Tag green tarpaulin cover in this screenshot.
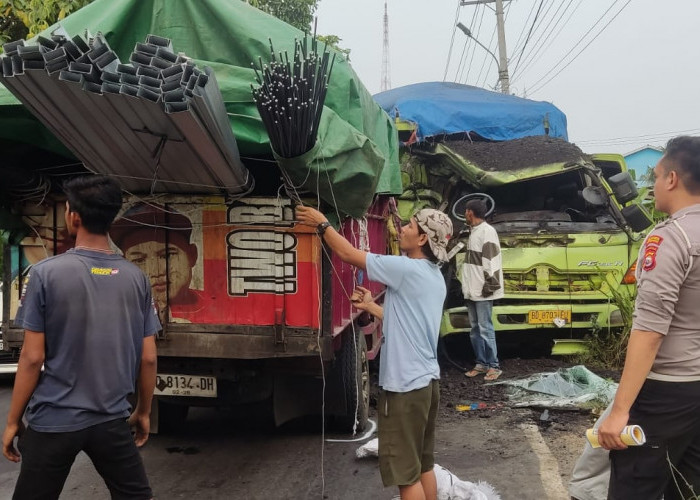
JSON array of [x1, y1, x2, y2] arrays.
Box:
[[0, 0, 401, 217]]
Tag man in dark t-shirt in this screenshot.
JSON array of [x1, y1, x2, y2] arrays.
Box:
[[2, 175, 160, 500]]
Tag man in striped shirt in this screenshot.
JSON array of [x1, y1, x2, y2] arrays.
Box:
[[461, 199, 504, 381]]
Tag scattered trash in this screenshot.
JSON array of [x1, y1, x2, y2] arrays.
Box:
[[358, 443, 501, 499], [491, 365, 617, 408], [434, 464, 501, 500], [355, 437, 378, 458], [539, 409, 550, 422], [455, 402, 503, 412]]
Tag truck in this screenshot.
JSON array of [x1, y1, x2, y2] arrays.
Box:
[[427, 138, 652, 352], [0, 0, 404, 431], [376, 83, 653, 353]]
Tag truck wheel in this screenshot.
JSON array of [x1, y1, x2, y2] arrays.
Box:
[[158, 400, 189, 433], [337, 330, 370, 433]]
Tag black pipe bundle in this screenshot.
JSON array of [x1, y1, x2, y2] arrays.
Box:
[[251, 33, 336, 158]]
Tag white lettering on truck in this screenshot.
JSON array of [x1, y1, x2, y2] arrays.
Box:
[[227, 230, 297, 296]]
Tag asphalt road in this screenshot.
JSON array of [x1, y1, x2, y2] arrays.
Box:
[[0, 375, 590, 499]]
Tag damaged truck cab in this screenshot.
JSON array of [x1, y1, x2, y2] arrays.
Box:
[[405, 139, 653, 352]]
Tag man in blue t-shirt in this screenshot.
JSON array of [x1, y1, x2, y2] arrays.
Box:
[[2, 175, 160, 500], [297, 205, 452, 500]]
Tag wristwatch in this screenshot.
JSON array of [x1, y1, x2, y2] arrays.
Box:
[[317, 221, 331, 236]]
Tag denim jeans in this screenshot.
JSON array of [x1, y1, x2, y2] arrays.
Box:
[[466, 299, 499, 368]]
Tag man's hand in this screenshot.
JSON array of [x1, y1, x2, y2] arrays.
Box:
[[597, 408, 629, 450], [2, 421, 25, 462], [128, 412, 150, 448], [295, 206, 327, 227], [351, 286, 373, 311]]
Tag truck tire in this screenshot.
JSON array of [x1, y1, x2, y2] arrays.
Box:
[[336, 329, 370, 433], [158, 400, 189, 433]]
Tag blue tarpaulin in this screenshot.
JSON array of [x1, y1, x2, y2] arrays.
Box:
[[374, 82, 568, 142]]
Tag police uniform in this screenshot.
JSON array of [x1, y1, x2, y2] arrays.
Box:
[[609, 204, 700, 500]]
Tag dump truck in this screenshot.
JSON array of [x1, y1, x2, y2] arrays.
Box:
[[402, 136, 652, 353], [375, 82, 653, 353]]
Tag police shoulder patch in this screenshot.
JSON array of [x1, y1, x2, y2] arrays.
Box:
[[642, 235, 663, 272]]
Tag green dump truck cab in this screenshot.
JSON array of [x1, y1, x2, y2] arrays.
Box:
[[399, 137, 652, 351]]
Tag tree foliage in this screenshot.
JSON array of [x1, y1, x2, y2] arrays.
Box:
[[0, 0, 93, 43], [243, 0, 317, 33]]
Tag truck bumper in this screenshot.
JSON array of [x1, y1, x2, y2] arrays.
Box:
[[440, 302, 624, 337]]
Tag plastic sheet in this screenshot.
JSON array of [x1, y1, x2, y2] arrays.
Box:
[[357, 440, 501, 500], [492, 365, 618, 408]]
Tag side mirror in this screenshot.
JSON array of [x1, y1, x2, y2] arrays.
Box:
[[621, 204, 653, 232], [608, 171, 639, 204]]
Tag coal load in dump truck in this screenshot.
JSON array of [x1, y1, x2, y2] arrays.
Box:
[[445, 135, 587, 171]]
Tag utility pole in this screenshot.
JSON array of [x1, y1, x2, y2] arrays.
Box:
[[460, 0, 510, 94], [381, 1, 391, 92]]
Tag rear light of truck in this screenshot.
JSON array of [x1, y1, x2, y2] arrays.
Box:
[[621, 260, 637, 284]]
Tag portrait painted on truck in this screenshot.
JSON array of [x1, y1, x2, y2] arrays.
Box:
[[110, 202, 207, 324]]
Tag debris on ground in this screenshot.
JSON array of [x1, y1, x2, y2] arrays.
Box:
[[455, 402, 504, 412], [490, 365, 617, 408]]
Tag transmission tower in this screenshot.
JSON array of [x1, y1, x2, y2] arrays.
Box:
[[380, 1, 391, 92]]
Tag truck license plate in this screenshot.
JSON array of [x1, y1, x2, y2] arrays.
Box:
[[155, 374, 217, 397], [528, 310, 571, 325]]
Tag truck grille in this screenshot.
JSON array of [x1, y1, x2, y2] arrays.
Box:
[[504, 267, 601, 294]]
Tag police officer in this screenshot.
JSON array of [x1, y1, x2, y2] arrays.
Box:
[[598, 136, 700, 499]]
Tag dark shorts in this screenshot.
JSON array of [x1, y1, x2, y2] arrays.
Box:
[[609, 379, 700, 500], [14, 418, 152, 500], [378, 379, 440, 487]]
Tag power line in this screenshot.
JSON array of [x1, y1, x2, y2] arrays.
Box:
[[443, 0, 463, 80], [509, 0, 539, 57], [469, 4, 490, 85], [455, 4, 481, 82], [529, 0, 632, 95], [512, 0, 583, 83], [577, 127, 700, 146], [510, 0, 545, 78], [512, 0, 572, 80]]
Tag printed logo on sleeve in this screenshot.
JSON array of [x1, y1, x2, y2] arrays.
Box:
[[642, 235, 663, 272], [91, 267, 120, 276]]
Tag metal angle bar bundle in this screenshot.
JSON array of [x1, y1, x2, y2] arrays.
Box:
[[0, 27, 251, 195]]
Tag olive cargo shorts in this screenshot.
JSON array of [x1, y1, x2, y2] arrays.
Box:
[[378, 379, 440, 487]]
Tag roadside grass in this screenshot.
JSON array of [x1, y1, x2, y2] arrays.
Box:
[[574, 275, 635, 371]]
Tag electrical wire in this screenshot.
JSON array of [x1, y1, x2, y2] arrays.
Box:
[[510, 0, 546, 76], [443, 0, 463, 81], [576, 127, 700, 145], [512, 0, 579, 80], [512, 0, 583, 83], [453, 4, 479, 82], [528, 0, 633, 95], [509, 0, 539, 58]]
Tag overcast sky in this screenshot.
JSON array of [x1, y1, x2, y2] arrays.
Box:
[[316, 0, 700, 155]]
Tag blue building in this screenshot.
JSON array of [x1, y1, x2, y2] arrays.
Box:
[[624, 146, 664, 185]]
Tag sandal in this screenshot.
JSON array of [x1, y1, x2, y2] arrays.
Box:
[[484, 368, 502, 381], [465, 364, 487, 377]]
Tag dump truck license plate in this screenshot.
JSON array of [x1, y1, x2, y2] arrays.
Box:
[[528, 310, 571, 325], [155, 374, 217, 397]]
